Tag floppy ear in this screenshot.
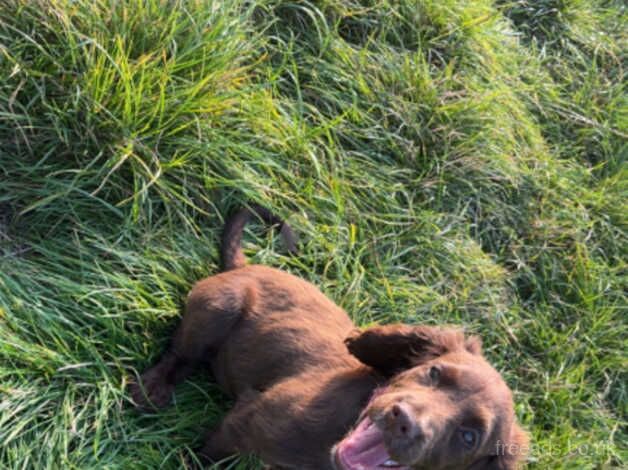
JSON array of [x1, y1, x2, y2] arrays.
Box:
[[465, 335, 483, 355], [467, 423, 530, 470], [344, 324, 471, 376]]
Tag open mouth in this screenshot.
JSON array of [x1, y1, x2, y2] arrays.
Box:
[[333, 417, 411, 470]]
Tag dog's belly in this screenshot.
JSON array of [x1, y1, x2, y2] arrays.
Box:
[[208, 266, 357, 397]]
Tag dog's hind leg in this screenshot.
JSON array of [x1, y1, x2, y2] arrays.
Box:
[[130, 274, 254, 410]]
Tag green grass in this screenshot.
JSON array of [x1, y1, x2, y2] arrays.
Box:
[[0, 0, 625, 468]]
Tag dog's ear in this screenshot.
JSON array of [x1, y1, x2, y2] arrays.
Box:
[[465, 335, 483, 355], [344, 324, 470, 376], [467, 423, 529, 470]]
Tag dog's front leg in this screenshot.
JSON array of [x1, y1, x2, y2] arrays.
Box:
[[197, 389, 262, 467]]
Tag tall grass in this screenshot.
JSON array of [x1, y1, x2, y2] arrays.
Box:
[[1, 0, 625, 468]]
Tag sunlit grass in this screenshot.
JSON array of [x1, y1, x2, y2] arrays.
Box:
[[0, 0, 625, 468]]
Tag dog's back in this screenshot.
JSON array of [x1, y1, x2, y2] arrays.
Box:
[[166, 206, 358, 396], [186, 264, 358, 397]]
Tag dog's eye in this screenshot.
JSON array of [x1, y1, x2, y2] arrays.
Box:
[[459, 429, 479, 448], [428, 366, 440, 383]]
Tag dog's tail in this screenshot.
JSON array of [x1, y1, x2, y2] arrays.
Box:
[[221, 205, 297, 271]]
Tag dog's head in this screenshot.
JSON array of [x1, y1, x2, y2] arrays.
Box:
[[333, 325, 528, 470]]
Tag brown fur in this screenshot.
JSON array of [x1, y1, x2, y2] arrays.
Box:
[[130, 207, 528, 469]]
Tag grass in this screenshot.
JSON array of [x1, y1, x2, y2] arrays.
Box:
[[0, 0, 625, 468]]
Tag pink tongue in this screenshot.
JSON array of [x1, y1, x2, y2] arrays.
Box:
[[339, 418, 391, 468]]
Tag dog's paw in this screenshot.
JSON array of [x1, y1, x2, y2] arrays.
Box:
[[129, 367, 174, 410]]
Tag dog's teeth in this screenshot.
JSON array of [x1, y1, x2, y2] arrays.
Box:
[[382, 460, 399, 467]]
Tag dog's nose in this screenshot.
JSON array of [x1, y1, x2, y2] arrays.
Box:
[[387, 403, 420, 439]]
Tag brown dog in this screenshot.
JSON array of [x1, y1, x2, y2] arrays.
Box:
[[130, 206, 528, 469]]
